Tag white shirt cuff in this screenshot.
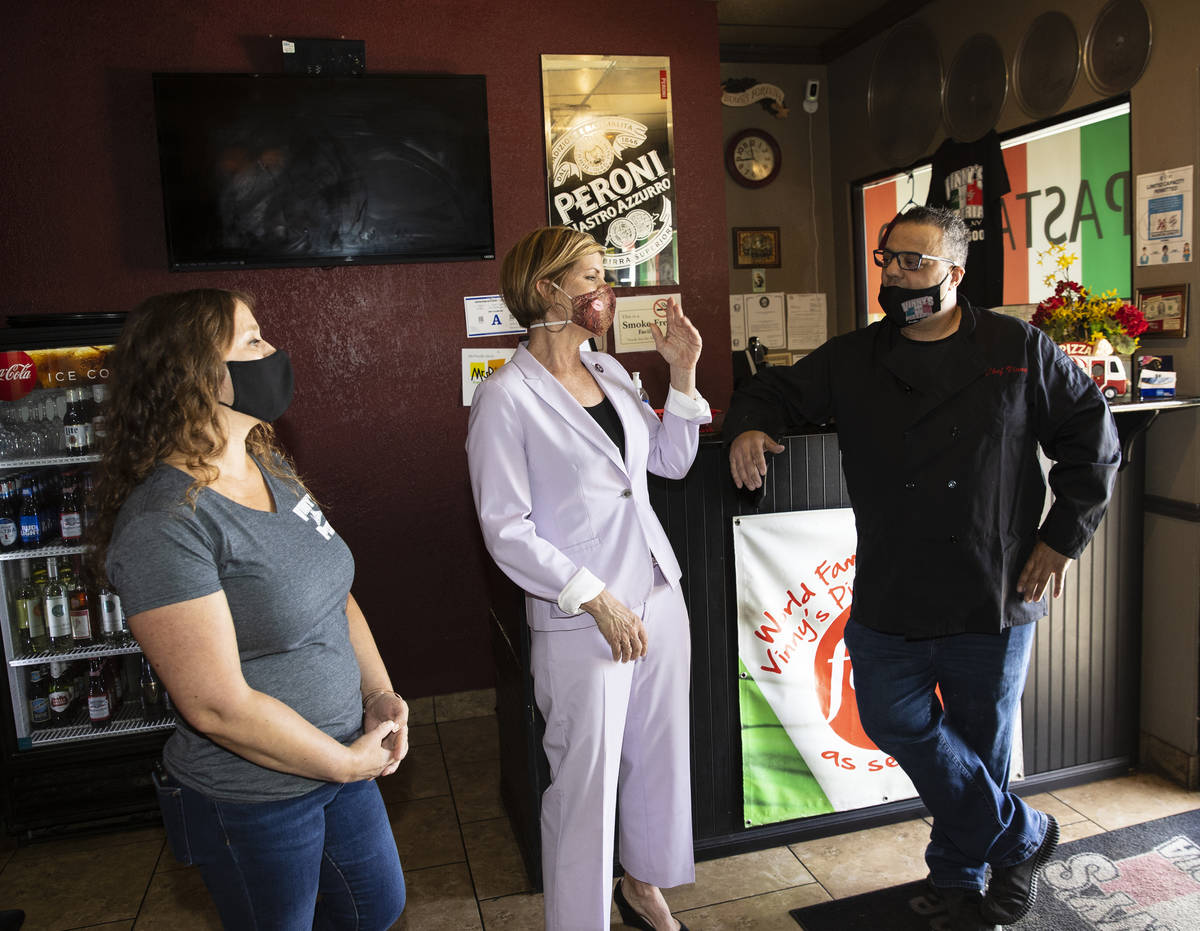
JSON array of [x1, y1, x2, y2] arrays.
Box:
[[558, 567, 606, 615], [664, 385, 711, 421]]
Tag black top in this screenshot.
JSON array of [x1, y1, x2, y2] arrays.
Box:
[[585, 394, 626, 463], [926, 130, 1012, 308], [724, 298, 1120, 638]]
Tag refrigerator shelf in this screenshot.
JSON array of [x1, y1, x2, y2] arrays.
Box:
[[22, 704, 175, 749], [9, 642, 142, 667], [0, 454, 101, 471], [0, 543, 87, 563]]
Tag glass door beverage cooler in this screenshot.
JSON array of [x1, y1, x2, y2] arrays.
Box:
[[0, 314, 174, 840]]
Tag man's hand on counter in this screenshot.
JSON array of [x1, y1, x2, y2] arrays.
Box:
[[729, 430, 785, 491]]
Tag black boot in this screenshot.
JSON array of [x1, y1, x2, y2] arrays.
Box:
[[981, 813, 1060, 924], [933, 886, 1000, 931]]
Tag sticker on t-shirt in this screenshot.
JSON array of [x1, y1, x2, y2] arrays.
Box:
[[292, 495, 336, 541]]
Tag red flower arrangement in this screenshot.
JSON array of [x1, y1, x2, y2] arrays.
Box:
[[1030, 247, 1148, 354]]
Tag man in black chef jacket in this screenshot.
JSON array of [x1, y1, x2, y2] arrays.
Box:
[[726, 207, 1119, 931]]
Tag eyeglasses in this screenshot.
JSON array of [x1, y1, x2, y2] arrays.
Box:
[[872, 249, 957, 271]]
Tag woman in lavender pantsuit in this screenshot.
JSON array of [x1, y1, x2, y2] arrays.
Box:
[[467, 227, 709, 930]]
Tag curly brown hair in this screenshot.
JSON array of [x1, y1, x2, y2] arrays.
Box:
[[87, 288, 298, 586]]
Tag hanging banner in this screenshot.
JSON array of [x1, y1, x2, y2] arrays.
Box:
[[542, 55, 678, 287], [733, 509, 918, 825], [1136, 166, 1193, 266]]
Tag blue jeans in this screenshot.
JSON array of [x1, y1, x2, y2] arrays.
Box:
[[843, 619, 1046, 890], [155, 773, 405, 930]]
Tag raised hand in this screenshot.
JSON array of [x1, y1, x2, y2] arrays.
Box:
[[651, 297, 702, 370]]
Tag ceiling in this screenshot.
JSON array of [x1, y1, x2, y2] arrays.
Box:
[[716, 0, 934, 62]]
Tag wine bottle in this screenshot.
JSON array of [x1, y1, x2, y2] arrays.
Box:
[[97, 587, 124, 645], [68, 565, 94, 648], [44, 558, 71, 652]]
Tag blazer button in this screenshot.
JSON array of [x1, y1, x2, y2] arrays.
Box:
[[949, 535, 959, 544], [904, 481, 916, 490], [946, 479, 958, 489], [621, 489, 633, 498], [951, 426, 960, 439]]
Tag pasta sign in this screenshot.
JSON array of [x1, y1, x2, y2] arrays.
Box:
[[733, 509, 918, 823]]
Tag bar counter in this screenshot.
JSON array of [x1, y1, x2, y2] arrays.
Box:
[[491, 398, 1199, 888]]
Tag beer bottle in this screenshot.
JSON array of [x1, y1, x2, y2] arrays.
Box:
[[62, 389, 89, 455], [139, 656, 164, 721], [67, 566, 94, 648], [97, 586, 124, 645], [90, 384, 108, 448], [59, 480, 82, 544], [28, 665, 51, 729], [0, 479, 19, 552], [87, 659, 111, 727], [81, 470, 96, 531], [48, 660, 72, 725], [18, 485, 42, 548], [44, 558, 71, 652]]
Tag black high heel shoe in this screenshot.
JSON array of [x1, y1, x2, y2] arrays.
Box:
[[613, 878, 689, 931]]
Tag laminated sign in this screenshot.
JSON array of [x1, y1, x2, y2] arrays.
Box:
[[541, 55, 678, 286], [732, 509, 918, 825]]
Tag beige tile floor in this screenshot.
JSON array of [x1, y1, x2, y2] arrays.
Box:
[[1, 687, 1198, 930]]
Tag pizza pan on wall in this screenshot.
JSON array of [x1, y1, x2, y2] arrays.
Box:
[[1084, 0, 1152, 96], [942, 33, 1008, 142], [868, 21, 942, 168], [1014, 11, 1080, 118]]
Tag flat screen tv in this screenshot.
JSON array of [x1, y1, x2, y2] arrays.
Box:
[[152, 73, 496, 270]]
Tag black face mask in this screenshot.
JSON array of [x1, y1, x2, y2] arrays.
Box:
[[222, 350, 294, 423], [878, 272, 951, 327]]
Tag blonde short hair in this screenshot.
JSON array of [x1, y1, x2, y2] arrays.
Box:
[[499, 226, 604, 327]]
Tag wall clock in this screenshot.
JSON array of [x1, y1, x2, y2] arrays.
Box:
[[725, 129, 782, 188]]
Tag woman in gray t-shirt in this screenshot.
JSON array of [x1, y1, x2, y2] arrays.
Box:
[[92, 289, 406, 930]]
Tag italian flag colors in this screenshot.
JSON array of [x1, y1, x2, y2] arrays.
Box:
[[999, 105, 1131, 306], [859, 103, 1129, 315]]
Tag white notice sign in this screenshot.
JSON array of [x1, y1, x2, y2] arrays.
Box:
[[461, 347, 516, 406], [612, 293, 679, 353], [786, 293, 828, 350], [1136, 166, 1193, 265], [745, 292, 786, 351], [730, 294, 748, 351], [464, 295, 526, 338]]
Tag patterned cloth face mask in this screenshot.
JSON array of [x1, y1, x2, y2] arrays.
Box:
[[528, 281, 617, 336]]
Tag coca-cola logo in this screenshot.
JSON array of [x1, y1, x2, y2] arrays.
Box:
[[0, 352, 37, 401]]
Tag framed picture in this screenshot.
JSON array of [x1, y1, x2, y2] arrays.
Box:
[[732, 226, 781, 268], [1136, 284, 1189, 338]]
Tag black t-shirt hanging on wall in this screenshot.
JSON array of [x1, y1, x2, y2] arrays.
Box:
[[926, 131, 1011, 308]]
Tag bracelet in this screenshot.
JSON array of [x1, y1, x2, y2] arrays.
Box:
[[362, 688, 402, 710]]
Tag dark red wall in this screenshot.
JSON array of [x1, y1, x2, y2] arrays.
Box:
[[1, 1, 731, 696]]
